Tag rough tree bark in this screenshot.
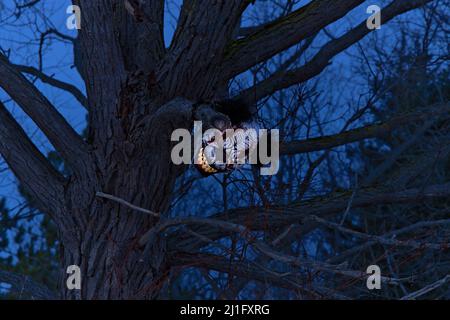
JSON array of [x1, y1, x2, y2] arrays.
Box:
[[0, 0, 435, 299]]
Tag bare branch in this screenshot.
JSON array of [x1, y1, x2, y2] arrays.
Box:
[[327, 218, 450, 264], [139, 216, 248, 246], [0, 101, 64, 217], [157, 0, 250, 99], [16, 0, 41, 10], [250, 239, 413, 285], [0, 53, 89, 174], [13, 0, 42, 18], [119, 0, 166, 72], [12, 63, 87, 109], [37, 29, 75, 71], [165, 217, 418, 286], [222, 0, 364, 79], [170, 181, 450, 252], [237, 0, 434, 103], [0, 269, 56, 300]]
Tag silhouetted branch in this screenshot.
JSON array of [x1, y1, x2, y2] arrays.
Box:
[[223, 0, 364, 79], [237, 0, 434, 103], [0, 101, 65, 217], [0, 53, 89, 174], [12, 63, 87, 109], [280, 102, 449, 155]]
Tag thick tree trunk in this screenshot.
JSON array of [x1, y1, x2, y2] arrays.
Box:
[[55, 86, 229, 299], [59, 137, 177, 299]]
